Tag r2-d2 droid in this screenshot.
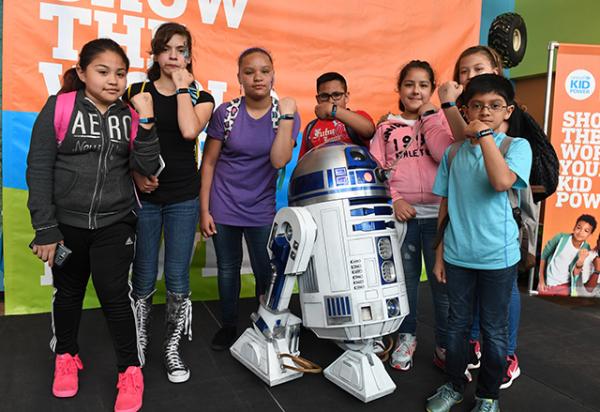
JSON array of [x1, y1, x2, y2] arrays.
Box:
[[230, 143, 409, 402]]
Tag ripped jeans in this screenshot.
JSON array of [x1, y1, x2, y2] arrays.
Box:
[[397, 217, 449, 348]]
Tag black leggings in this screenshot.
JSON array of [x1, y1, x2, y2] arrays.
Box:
[[51, 215, 141, 371]]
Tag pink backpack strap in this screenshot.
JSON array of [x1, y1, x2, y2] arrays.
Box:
[[128, 106, 139, 150], [54, 91, 77, 146]]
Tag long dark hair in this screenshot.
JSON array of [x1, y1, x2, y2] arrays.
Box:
[[396, 60, 436, 112], [59, 38, 129, 94], [147, 22, 193, 81]]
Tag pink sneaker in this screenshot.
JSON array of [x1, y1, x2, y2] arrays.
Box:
[[500, 354, 521, 389], [115, 366, 144, 412], [433, 346, 446, 370], [467, 339, 482, 370], [52, 353, 83, 398]]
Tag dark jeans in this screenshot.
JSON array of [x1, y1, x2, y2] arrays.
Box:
[[132, 198, 199, 297], [445, 261, 517, 399], [470, 276, 520, 355], [212, 223, 272, 327], [52, 215, 141, 371], [397, 218, 449, 348]]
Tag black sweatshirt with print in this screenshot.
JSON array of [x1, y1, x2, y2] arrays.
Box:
[[27, 90, 160, 244]]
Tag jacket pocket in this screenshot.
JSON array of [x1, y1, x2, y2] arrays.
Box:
[[54, 168, 78, 198]]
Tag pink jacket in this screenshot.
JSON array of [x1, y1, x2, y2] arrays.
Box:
[[370, 110, 453, 205]]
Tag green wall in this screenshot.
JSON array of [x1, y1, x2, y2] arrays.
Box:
[[512, 0, 600, 78]]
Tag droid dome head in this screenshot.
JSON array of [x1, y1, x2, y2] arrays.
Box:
[[289, 142, 388, 206]]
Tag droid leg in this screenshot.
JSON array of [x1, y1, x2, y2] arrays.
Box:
[[324, 340, 396, 402], [230, 208, 317, 386]]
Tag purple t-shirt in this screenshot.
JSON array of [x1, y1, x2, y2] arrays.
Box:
[[206, 98, 300, 226]]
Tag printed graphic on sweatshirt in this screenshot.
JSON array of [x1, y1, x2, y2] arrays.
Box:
[[68, 109, 132, 153], [385, 125, 431, 161]]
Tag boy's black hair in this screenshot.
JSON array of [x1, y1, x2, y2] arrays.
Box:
[[461, 73, 515, 106], [317, 72, 347, 92], [576, 214, 597, 233]]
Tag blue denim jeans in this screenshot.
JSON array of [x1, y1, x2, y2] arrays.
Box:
[[445, 261, 517, 399], [470, 277, 520, 355], [397, 218, 449, 349], [212, 223, 272, 327], [132, 198, 199, 297]]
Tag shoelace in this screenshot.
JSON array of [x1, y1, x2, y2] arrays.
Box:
[[135, 299, 152, 352], [165, 299, 192, 372], [436, 385, 460, 404], [56, 355, 82, 376], [395, 336, 416, 357], [477, 399, 496, 412], [117, 370, 141, 394]]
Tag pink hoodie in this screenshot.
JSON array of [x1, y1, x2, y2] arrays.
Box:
[[370, 110, 453, 205]]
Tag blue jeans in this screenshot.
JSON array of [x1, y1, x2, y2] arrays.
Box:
[[397, 218, 449, 349], [132, 198, 199, 297], [445, 262, 517, 399], [212, 223, 272, 327], [470, 277, 520, 355]]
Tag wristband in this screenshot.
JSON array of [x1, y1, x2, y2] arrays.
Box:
[[575, 264, 584, 269], [421, 109, 436, 118], [139, 117, 155, 124], [278, 113, 295, 124], [331, 104, 337, 118], [441, 101, 456, 109], [475, 128, 494, 139], [176, 88, 190, 95]]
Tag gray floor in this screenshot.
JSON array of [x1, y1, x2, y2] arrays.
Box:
[[0, 284, 599, 412]]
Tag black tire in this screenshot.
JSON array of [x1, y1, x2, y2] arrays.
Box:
[[488, 12, 527, 68]]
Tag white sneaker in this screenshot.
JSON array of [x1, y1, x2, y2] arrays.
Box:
[[390, 333, 417, 371]]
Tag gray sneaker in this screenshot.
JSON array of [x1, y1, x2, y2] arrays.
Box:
[[426, 383, 463, 412], [470, 397, 500, 412]]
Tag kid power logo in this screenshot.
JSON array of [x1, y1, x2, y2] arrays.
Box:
[[565, 69, 595, 101]]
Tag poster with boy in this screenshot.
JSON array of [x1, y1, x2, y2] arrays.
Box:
[[541, 43, 600, 298], [537, 215, 597, 296]]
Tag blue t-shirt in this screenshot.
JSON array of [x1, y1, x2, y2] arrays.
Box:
[[432, 132, 532, 269], [205, 98, 300, 226]]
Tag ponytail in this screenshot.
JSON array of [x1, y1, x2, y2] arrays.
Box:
[[58, 68, 85, 94]]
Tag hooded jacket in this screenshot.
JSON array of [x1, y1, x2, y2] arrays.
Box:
[[27, 90, 160, 244], [369, 110, 453, 205]]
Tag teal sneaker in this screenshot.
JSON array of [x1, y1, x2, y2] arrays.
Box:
[[471, 397, 500, 412], [426, 383, 463, 412]]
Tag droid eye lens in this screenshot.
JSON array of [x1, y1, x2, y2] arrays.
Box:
[[349, 149, 366, 161]]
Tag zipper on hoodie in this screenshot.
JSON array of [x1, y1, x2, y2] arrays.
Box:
[[86, 98, 118, 229]]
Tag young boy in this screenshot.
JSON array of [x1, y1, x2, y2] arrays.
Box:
[[298, 72, 375, 158], [537, 214, 596, 296], [426, 74, 532, 412]]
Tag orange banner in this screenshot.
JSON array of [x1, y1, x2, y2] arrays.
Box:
[[542, 43, 600, 296], [4, 0, 481, 119], [2, 0, 483, 314]]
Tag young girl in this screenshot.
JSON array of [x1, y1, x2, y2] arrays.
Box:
[[437, 45, 532, 389], [126, 22, 214, 384], [370, 60, 453, 371], [27, 38, 160, 412], [200, 47, 300, 351]]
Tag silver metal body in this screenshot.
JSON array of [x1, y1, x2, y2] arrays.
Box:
[[230, 143, 408, 402]]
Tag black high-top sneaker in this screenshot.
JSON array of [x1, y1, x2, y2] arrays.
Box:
[[164, 291, 192, 383]]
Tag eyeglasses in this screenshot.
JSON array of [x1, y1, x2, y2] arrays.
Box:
[[467, 102, 509, 112], [316, 92, 346, 102]]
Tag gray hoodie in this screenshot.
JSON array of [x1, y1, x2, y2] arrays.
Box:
[[27, 90, 160, 244]]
